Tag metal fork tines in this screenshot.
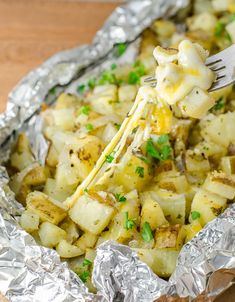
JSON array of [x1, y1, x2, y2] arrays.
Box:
[[144, 44, 235, 92]]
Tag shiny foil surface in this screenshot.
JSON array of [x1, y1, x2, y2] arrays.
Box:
[[1, 0, 235, 301]]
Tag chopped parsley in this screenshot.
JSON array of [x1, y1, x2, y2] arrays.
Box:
[[114, 123, 121, 130], [116, 43, 127, 57], [115, 193, 126, 203], [79, 105, 90, 115], [82, 258, 92, 267], [111, 63, 117, 70], [84, 188, 89, 193], [161, 145, 171, 160], [146, 138, 171, 161], [210, 97, 225, 112], [215, 21, 225, 37], [135, 166, 144, 178], [191, 211, 201, 220], [85, 123, 94, 132], [98, 70, 117, 85], [141, 222, 153, 242], [77, 84, 86, 94], [128, 62, 146, 85], [157, 134, 169, 144], [105, 152, 115, 163], [128, 71, 140, 84], [124, 212, 136, 230], [49, 87, 56, 95], [88, 78, 96, 89], [78, 271, 90, 283]]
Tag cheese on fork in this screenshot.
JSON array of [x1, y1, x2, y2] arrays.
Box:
[[154, 40, 215, 111]]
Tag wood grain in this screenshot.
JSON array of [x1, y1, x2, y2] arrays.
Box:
[[0, 0, 118, 112]]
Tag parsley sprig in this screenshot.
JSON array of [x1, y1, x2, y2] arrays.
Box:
[[105, 152, 115, 163], [191, 211, 200, 220], [78, 271, 90, 283], [146, 136, 171, 161], [115, 193, 126, 203], [135, 166, 144, 178], [210, 97, 225, 112], [141, 222, 153, 242], [124, 212, 136, 230], [82, 258, 92, 267], [79, 105, 90, 116]]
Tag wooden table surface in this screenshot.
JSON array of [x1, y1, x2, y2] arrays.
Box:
[[0, 0, 119, 112], [0, 0, 234, 301]]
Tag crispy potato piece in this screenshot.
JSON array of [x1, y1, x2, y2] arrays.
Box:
[[154, 224, 186, 249], [56, 240, 84, 258], [69, 193, 115, 235], [75, 232, 98, 251], [26, 191, 67, 225], [140, 193, 168, 230], [203, 171, 235, 199], [55, 93, 80, 110], [38, 222, 67, 248], [134, 248, 179, 278], [20, 210, 40, 233], [23, 166, 48, 186]]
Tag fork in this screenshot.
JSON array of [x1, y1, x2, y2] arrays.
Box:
[[144, 44, 235, 92]]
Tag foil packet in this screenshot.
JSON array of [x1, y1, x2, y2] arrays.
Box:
[[0, 0, 235, 301]]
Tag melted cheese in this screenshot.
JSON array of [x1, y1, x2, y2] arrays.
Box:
[[154, 40, 215, 107]]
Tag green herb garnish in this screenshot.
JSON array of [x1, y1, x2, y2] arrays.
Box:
[[105, 152, 115, 163], [210, 97, 225, 111], [85, 123, 94, 132], [115, 193, 126, 203], [114, 123, 121, 130], [124, 212, 136, 230], [78, 271, 90, 283], [116, 43, 127, 57], [191, 211, 201, 220], [215, 21, 225, 37], [141, 222, 153, 242], [77, 84, 86, 94], [111, 63, 117, 70], [79, 105, 90, 115], [146, 138, 171, 161], [128, 71, 140, 84], [82, 259, 92, 267], [158, 134, 169, 144], [135, 166, 144, 178], [84, 188, 88, 193], [88, 78, 96, 89], [98, 70, 117, 85], [49, 87, 56, 95]]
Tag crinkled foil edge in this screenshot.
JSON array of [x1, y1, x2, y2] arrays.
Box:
[[1, 0, 235, 301]]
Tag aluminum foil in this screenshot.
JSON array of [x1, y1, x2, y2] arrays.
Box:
[[1, 0, 235, 301]]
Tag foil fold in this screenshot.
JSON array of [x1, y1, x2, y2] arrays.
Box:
[[1, 0, 235, 301]]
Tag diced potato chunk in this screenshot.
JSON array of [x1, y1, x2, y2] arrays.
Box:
[[185, 220, 202, 242], [20, 210, 40, 233], [52, 109, 75, 131], [23, 166, 48, 186], [203, 172, 235, 199], [140, 193, 168, 230], [43, 178, 75, 203], [59, 219, 80, 244], [69, 194, 115, 235], [56, 240, 84, 258], [134, 248, 179, 277], [150, 190, 186, 224], [118, 85, 137, 103], [179, 87, 215, 118], [191, 189, 227, 226], [112, 155, 152, 192], [38, 222, 67, 248], [221, 156, 235, 175], [154, 224, 185, 249], [75, 232, 98, 250], [185, 150, 210, 172], [55, 93, 80, 110], [106, 191, 140, 244], [89, 85, 118, 115], [26, 191, 67, 225]]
